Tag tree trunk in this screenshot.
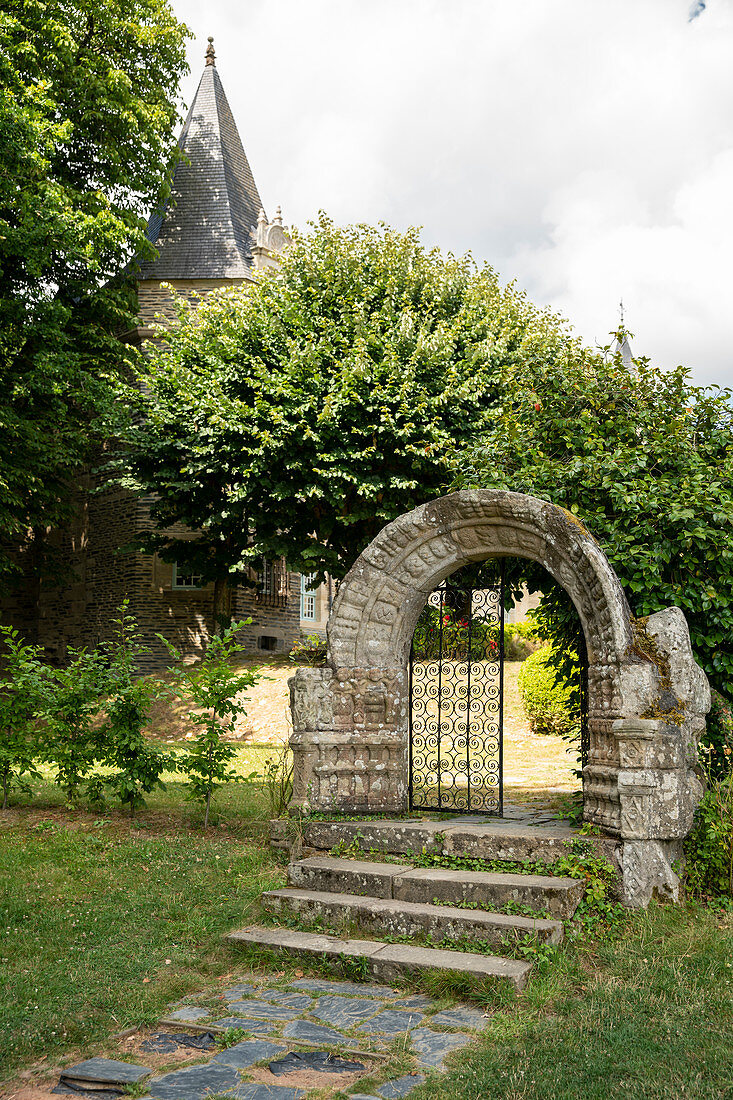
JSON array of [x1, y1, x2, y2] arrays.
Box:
[[2, 765, 9, 811], [212, 578, 231, 637]]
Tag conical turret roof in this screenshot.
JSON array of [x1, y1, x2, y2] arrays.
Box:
[[139, 39, 264, 280]]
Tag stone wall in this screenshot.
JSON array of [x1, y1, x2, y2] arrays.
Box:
[[0, 483, 302, 671]]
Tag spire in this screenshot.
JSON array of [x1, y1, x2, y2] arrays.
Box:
[[139, 45, 264, 280], [613, 298, 634, 370]]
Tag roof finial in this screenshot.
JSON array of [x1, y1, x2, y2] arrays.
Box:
[[205, 36, 216, 66], [274, 205, 283, 226], [619, 296, 625, 330]]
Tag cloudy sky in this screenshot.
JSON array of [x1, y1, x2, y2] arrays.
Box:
[[171, 0, 733, 390]]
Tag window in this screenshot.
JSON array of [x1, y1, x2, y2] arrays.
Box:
[[255, 557, 288, 606], [300, 573, 318, 621], [172, 562, 204, 589]]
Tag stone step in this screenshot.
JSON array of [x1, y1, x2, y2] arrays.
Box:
[[288, 856, 585, 918], [262, 887, 565, 946], [226, 926, 532, 992], [271, 816, 620, 869]]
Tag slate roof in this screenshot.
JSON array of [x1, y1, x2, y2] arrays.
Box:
[[138, 54, 264, 281]]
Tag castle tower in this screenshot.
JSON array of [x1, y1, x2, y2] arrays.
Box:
[[131, 37, 287, 341]]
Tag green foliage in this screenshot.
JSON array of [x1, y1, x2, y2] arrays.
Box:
[[685, 713, 733, 900], [40, 647, 110, 805], [459, 341, 733, 700], [517, 644, 578, 738], [288, 634, 327, 666], [214, 1027, 247, 1049], [99, 603, 173, 814], [412, 607, 539, 661], [700, 689, 733, 781], [0, 0, 189, 583], [122, 216, 579, 586], [163, 623, 259, 828], [256, 743, 294, 819], [0, 627, 46, 808]]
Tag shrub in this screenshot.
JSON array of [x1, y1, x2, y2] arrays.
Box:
[[517, 644, 578, 737], [99, 603, 174, 814], [163, 622, 259, 828], [41, 647, 110, 804], [0, 626, 47, 808], [289, 634, 327, 666], [412, 605, 540, 662], [699, 689, 733, 781]]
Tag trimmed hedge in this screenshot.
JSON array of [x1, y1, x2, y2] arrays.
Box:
[[517, 644, 578, 737]]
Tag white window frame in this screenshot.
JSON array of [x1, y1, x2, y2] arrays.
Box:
[[300, 573, 318, 621], [171, 562, 204, 589]]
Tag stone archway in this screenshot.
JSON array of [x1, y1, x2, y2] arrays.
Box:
[[289, 490, 710, 906]]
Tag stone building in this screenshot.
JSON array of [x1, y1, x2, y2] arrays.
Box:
[[1, 40, 309, 670]]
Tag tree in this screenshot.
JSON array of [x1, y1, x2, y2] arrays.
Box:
[[458, 340, 733, 698], [122, 215, 581, 605], [0, 0, 189, 584]]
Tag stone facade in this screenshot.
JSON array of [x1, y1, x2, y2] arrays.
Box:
[[288, 489, 711, 908]]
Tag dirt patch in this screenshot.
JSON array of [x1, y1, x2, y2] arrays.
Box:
[[115, 1030, 213, 1072], [244, 1060, 370, 1094]]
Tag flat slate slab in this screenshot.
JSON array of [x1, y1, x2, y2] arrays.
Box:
[[210, 1017, 277, 1035], [212, 1039, 285, 1069], [234, 1087, 304, 1100], [225, 998, 303, 1021], [311, 994, 384, 1028], [222, 983, 256, 1000], [282, 1019, 348, 1044], [358, 1010, 424, 1035], [409, 1026, 471, 1067], [166, 1007, 211, 1023], [390, 995, 437, 1011], [255, 991, 313, 1011], [376, 1074, 426, 1097], [430, 1005, 489, 1031], [148, 1063, 239, 1100], [289, 977, 396, 998], [61, 1059, 150, 1086]]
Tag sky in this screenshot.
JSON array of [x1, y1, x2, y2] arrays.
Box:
[[170, 0, 733, 390]]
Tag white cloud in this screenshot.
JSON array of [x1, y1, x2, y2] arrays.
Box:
[[172, 0, 733, 388]]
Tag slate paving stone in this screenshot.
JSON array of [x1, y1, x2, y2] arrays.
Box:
[[429, 1006, 489, 1031], [376, 1075, 426, 1098], [289, 977, 396, 998], [211, 1017, 277, 1036], [212, 1039, 285, 1069], [282, 1020, 348, 1045], [269, 1050, 365, 1076], [232, 1087, 305, 1100], [166, 1007, 211, 1023], [148, 1063, 240, 1100], [225, 999, 302, 1021], [61, 1059, 151, 1086], [222, 983, 256, 1001], [391, 995, 437, 1012], [311, 995, 385, 1028], [140, 1033, 215, 1054], [358, 1010, 424, 1035], [409, 1027, 471, 1067], [255, 991, 313, 1011], [52, 1087, 122, 1099], [348, 1095, 382, 1100]]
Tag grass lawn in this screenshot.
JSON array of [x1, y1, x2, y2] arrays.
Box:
[[2, 669, 730, 1098]]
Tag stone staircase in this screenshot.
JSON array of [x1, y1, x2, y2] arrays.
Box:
[[226, 816, 620, 995]]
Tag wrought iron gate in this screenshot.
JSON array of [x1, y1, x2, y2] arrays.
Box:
[[409, 563, 505, 814]]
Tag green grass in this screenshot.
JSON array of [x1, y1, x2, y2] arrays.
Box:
[[0, 757, 287, 1080], [410, 902, 733, 1100]]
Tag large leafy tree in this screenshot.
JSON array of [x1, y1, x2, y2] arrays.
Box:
[[0, 0, 189, 583], [458, 346, 733, 697], [122, 216, 579, 610]]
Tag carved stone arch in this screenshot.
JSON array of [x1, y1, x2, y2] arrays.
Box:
[[289, 490, 711, 907]]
